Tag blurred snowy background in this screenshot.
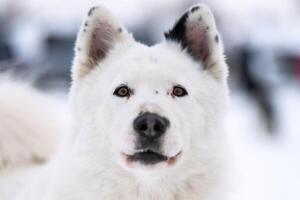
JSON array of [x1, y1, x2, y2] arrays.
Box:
[[0, 0, 299, 199]]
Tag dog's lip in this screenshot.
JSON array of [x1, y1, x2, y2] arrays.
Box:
[[121, 150, 182, 166]]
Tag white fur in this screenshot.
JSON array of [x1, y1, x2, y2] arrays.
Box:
[[0, 80, 70, 200], [0, 81, 68, 169], [0, 4, 229, 200]]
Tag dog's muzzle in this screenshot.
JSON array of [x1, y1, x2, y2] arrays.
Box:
[[130, 112, 170, 164]]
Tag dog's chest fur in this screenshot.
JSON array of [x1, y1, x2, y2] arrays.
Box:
[[42, 161, 222, 200]]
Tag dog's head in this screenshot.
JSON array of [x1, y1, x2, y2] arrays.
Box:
[[70, 5, 229, 174]]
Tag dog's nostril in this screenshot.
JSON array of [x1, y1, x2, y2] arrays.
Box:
[[140, 124, 148, 131], [154, 124, 163, 132]]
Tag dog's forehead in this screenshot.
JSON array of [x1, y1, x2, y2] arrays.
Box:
[[125, 42, 198, 69], [107, 42, 203, 83]]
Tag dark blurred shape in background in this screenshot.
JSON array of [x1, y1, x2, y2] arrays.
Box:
[[0, 1, 299, 199]]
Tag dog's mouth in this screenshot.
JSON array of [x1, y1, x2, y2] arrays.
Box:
[[123, 149, 181, 166], [129, 150, 167, 165]]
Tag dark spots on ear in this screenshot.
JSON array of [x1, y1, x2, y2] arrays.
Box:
[[118, 27, 122, 33], [191, 6, 200, 13], [215, 35, 219, 43], [165, 10, 210, 63], [77, 47, 81, 51], [88, 7, 97, 16], [198, 17, 202, 21], [206, 26, 209, 30], [83, 29, 87, 33], [164, 11, 189, 49], [84, 22, 88, 27], [155, 90, 159, 95]]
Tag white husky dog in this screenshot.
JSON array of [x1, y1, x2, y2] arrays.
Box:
[[0, 4, 229, 200]]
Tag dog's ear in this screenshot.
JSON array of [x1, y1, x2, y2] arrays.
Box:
[[165, 4, 227, 80], [72, 6, 130, 80]]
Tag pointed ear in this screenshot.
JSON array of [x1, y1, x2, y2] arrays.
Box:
[[165, 4, 227, 80], [72, 6, 130, 80]]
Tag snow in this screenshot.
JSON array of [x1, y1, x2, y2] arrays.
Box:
[[226, 85, 300, 200]]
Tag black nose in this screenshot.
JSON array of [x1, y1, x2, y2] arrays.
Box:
[[133, 112, 170, 140]]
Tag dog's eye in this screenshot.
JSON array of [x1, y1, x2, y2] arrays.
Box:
[[172, 86, 188, 97], [113, 85, 131, 97]]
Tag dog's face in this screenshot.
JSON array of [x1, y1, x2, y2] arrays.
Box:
[[70, 5, 228, 174]]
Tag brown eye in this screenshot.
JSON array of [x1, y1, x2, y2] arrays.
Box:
[[113, 85, 131, 97], [172, 86, 188, 97]]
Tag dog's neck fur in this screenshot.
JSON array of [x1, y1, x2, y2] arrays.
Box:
[[70, 165, 221, 200], [91, 172, 220, 200]]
